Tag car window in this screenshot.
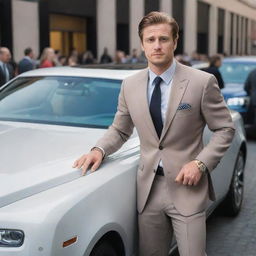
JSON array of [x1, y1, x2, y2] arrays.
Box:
[[220, 62, 256, 84], [0, 76, 121, 128]]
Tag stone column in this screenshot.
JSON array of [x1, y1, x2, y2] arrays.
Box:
[[224, 10, 231, 56], [97, 0, 116, 61], [184, 0, 197, 56], [12, 0, 39, 62], [160, 0, 172, 15], [237, 15, 242, 54], [241, 17, 246, 55], [208, 5, 218, 56], [247, 19, 252, 55], [232, 14, 237, 55], [130, 0, 144, 54]]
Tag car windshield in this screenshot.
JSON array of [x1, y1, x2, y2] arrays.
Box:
[[0, 76, 122, 128], [220, 61, 256, 84]]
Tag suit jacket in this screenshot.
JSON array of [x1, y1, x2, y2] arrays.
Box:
[[245, 68, 256, 106], [0, 63, 14, 87], [18, 57, 34, 74], [96, 62, 235, 216], [202, 66, 224, 89]]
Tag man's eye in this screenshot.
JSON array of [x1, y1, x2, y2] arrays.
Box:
[[146, 38, 154, 43], [160, 37, 168, 42]]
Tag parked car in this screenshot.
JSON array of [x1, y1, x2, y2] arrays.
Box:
[[220, 57, 256, 125], [0, 66, 247, 256]]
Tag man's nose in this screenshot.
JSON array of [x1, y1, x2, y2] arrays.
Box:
[[153, 40, 161, 50]]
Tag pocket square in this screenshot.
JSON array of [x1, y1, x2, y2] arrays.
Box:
[[177, 103, 191, 110]]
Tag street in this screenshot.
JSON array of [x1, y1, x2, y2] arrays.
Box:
[[174, 139, 256, 256]]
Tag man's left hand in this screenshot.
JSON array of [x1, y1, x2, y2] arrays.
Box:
[[175, 161, 202, 186]]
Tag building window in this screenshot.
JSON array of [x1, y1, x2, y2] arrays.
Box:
[[50, 14, 86, 57]]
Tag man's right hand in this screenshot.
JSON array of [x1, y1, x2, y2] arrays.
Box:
[[72, 149, 103, 176]]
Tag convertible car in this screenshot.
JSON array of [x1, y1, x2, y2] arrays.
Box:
[[0, 66, 246, 256]]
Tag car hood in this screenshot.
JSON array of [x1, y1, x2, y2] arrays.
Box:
[[222, 83, 247, 98], [0, 121, 110, 208]]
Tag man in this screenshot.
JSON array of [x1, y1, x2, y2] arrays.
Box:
[[202, 54, 225, 89], [73, 12, 235, 256], [18, 47, 35, 74], [244, 68, 256, 126], [0, 47, 14, 87]]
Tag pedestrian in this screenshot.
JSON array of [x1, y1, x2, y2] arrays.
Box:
[[244, 68, 256, 126], [202, 54, 225, 89], [73, 11, 235, 256], [39, 47, 56, 68], [100, 47, 112, 64], [18, 47, 35, 74], [0, 47, 14, 87], [81, 50, 95, 64]]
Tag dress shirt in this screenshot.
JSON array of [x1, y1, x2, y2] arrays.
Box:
[[148, 60, 176, 167]]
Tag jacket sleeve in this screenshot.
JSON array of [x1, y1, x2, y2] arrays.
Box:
[[95, 79, 134, 156], [196, 75, 235, 172]]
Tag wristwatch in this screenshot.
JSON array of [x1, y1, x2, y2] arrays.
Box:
[[194, 160, 207, 173]]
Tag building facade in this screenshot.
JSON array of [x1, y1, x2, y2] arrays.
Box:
[[1, 0, 256, 62]]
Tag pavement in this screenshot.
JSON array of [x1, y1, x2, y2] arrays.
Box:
[[173, 139, 256, 256]]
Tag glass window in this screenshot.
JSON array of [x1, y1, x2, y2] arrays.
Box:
[[0, 76, 122, 128]]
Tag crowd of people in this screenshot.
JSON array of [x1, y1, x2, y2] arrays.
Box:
[[0, 45, 232, 89]]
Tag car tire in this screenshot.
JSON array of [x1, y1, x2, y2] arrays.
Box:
[[221, 151, 245, 216], [90, 241, 118, 256]]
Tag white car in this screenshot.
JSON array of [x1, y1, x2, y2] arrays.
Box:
[[0, 66, 246, 256]]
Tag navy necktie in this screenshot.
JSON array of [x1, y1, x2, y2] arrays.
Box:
[[150, 76, 163, 138]]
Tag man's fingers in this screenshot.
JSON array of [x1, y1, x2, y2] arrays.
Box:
[[91, 160, 102, 172], [175, 171, 184, 183], [81, 157, 93, 175]]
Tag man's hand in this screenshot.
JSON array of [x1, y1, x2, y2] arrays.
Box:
[[72, 150, 103, 176], [175, 161, 202, 186]]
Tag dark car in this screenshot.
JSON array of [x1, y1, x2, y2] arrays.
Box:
[[219, 57, 256, 125]]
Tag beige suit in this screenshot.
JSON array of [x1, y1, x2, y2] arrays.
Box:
[[95, 62, 235, 255], [96, 62, 234, 214]]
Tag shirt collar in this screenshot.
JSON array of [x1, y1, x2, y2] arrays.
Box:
[[148, 59, 176, 86]]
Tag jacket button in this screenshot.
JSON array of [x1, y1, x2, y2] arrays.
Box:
[[159, 145, 163, 150]]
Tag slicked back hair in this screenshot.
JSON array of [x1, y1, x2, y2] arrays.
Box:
[[138, 11, 179, 42]]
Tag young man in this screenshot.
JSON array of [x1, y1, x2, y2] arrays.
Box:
[[73, 12, 235, 256]]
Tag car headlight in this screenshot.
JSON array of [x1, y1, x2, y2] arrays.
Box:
[[226, 97, 250, 107], [0, 229, 24, 247]]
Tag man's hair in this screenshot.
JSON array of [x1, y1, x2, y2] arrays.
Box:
[[138, 11, 179, 41], [209, 54, 222, 67], [24, 47, 32, 56]]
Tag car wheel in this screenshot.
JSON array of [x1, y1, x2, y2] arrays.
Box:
[[90, 241, 118, 256], [221, 151, 245, 216]]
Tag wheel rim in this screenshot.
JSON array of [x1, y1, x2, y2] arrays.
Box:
[[233, 155, 244, 208]]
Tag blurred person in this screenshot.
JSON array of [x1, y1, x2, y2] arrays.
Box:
[[81, 50, 95, 64], [202, 54, 224, 89], [114, 50, 127, 64], [39, 47, 56, 68], [59, 55, 67, 66], [244, 68, 256, 126], [18, 47, 35, 74], [128, 48, 139, 64], [100, 47, 112, 64], [68, 55, 78, 66], [0, 47, 14, 86]]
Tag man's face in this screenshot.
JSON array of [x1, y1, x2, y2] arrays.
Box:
[[141, 23, 177, 69], [0, 49, 11, 63]]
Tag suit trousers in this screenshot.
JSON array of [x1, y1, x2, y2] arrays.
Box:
[[138, 175, 207, 256]]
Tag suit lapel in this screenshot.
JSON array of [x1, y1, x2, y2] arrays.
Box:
[[137, 69, 159, 141], [160, 63, 189, 142]]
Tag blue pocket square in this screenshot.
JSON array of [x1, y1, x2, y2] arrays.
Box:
[[177, 103, 191, 110]]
